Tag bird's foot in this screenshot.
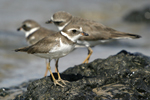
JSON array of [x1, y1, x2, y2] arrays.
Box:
[[53, 79, 69, 87], [57, 79, 70, 85], [53, 80, 65, 87]]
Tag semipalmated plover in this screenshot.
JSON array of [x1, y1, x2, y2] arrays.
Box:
[[17, 19, 56, 76], [15, 25, 89, 87], [46, 11, 141, 63]]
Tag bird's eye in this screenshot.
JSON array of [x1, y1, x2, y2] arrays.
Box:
[[72, 30, 77, 33], [22, 24, 26, 27]]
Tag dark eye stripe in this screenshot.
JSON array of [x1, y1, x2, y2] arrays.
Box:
[[54, 21, 63, 24]]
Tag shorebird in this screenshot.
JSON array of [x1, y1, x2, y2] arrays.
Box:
[[46, 11, 141, 63], [15, 25, 89, 87], [17, 19, 56, 76]]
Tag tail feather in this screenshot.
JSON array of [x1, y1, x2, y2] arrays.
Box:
[[111, 32, 141, 39], [123, 33, 141, 39], [15, 47, 30, 52], [105, 27, 141, 39]]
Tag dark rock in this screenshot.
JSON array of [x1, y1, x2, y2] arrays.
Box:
[[2, 50, 150, 100], [0, 79, 34, 100], [0, 88, 9, 97], [123, 5, 150, 23]]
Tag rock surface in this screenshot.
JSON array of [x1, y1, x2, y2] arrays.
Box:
[[1, 50, 150, 100]]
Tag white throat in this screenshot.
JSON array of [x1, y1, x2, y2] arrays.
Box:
[[58, 20, 71, 31], [25, 27, 40, 37], [61, 31, 82, 42]]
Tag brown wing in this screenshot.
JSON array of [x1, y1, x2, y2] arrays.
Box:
[[70, 17, 141, 41], [15, 33, 61, 54], [27, 27, 56, 45], [77, 23, 112, 41], [79, 26, 141, 41], [70, 17, 110, 40], [36, 27, 56, 38]]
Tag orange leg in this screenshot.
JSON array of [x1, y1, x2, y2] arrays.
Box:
[[82, 47, 93, 63], [44, 59, 49, 77], [55, 58, 69, 85], [44, 59, 59, 77], [47, 59, 64, 87], [54, 59, 59, 73]]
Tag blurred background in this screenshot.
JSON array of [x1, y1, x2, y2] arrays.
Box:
[[0, 0, 150, 88]]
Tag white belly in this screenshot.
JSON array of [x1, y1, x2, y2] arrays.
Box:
[[34, 38, 75, 59], [34, 45, 74, 59]]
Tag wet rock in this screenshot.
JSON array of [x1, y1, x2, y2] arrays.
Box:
[[0, 80, 34, 100], [2, 50, 150, 100], [0, 88, 9, 97], [123, 5, 150, 23]]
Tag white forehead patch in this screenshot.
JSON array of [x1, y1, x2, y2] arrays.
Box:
[[79, 27, 83, 32], [67, 27, 83, 32], [67, 28, 78, 32], [31, 36, 35, 40], [26, 23, 32, 27], [51, 16, 53, 20]]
